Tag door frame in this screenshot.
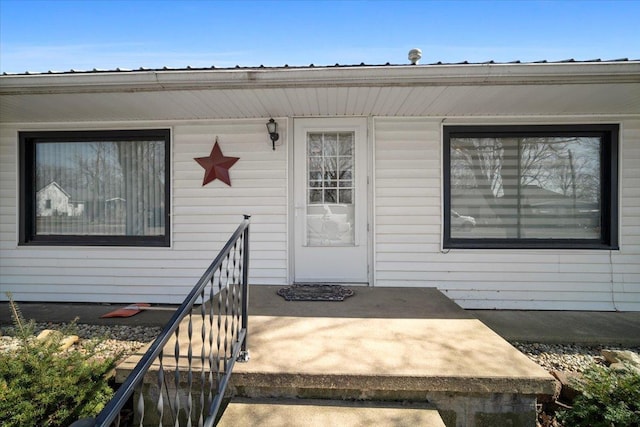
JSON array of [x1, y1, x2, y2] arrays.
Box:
[[287, 116, 374, 286]]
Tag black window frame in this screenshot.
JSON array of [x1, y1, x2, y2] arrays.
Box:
[[19, 129, 171, 247], [443, 124, 619, 250]]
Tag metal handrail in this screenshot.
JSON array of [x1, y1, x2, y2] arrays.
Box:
[[72, 215, 250, 427]]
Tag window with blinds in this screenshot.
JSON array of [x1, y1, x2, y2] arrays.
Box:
[[443, 125, 618, 249], [19, 129, 170, 246]]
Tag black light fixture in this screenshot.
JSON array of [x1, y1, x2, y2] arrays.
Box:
[[266, 118, 279, 150]]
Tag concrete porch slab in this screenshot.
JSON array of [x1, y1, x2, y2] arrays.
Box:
[[230, 286, 556, 397], [116, 286, 555, 395], [115, 286, 556, 426]]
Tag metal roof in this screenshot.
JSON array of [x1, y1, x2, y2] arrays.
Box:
[[2, 58, 636, 76]]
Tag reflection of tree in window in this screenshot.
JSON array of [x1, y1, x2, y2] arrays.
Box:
[[35, 139, 165, 237], [307, 132, 355, 205], [451, 135, 601, 239], [305, 131, 356, 246]]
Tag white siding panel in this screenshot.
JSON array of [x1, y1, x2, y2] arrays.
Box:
[[374, 117, 443, 286], [618, 120, 640, 308], [171, 119, 288, 288], [374, 117, 640, 310], [0, 127, 17, 258], [0, 119, 288, 303]]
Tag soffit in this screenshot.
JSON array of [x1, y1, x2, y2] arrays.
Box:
[[1, 63, 639, 123]]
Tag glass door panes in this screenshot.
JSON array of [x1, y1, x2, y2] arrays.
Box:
[[306, 132, 355, 246]]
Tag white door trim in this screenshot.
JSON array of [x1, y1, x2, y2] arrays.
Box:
[[288, 117, 372, 285]]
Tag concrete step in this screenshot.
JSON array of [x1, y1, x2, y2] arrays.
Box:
[[216, 398, 446, 427]]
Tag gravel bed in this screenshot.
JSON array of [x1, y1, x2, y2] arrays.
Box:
[[512, 341, 640, 373], [0, 322, 163, 360]]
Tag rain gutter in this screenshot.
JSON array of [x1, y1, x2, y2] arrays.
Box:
[[1, 62, 639, 95]]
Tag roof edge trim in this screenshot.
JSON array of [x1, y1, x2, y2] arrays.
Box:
[[1, 62, 639, 95]]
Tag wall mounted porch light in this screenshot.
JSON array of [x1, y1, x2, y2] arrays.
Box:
[[266, 118, 279, 150]]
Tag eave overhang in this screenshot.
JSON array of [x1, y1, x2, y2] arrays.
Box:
[[2, 62, 639, 95], [1, 62, 639, 123]]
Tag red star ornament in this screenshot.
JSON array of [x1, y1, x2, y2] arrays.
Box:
[[194, 141, 240, 186]]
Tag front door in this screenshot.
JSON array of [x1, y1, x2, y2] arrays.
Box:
[[293, 118, 369, 283]]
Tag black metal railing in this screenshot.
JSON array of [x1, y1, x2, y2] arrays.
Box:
[[72, 215, 250, 427]]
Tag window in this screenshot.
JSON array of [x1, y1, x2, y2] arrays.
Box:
[[306, 131, 355, 246], [20, 129, 170, 246], [443, 125, 618, 249]]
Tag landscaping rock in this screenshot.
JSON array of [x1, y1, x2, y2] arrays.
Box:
[[59, 335, 79, 351], [601, 349, 640, 374], [601, 349, 640, 365], [550, 371, 582, 403], [35, 329, 80, 351], [36, 329, 60, 340]]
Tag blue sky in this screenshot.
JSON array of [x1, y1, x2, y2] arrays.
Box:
[[1, 0, 638, 74]]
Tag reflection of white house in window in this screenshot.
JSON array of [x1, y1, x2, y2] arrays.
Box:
[[36, 181, 85, 217]]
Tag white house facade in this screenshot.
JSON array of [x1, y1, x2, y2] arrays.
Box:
[[36, 181, 85, 217], [1, 60, 639, 310]]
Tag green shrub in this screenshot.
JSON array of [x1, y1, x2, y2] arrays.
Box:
[[557, 362, 640, 427], [0, 295, 121, 427]]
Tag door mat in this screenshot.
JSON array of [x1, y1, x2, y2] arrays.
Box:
[[277, 284, 354, 301]]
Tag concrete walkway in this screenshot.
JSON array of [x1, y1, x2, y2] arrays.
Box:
[[470, 309, 640, 346], [2, 289, 639, 346], [0, 301, 177, 328]]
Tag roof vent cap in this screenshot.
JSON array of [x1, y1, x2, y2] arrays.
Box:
[[408, 48, 422, 65]]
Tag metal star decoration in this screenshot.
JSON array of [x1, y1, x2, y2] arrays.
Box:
[[194, 139, 239, 186]]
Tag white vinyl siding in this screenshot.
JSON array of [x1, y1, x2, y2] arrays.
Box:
[[1, 116, 638, 309], [0, 119, 288, 303], [0, 126, 17, 251], [172, 121, 288, 286], [374, 118, 640, 310], [616, 120, 640, 311]]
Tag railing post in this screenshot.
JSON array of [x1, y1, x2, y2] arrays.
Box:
[[238, 214, 250, 362]]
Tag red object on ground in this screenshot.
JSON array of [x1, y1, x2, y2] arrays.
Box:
[[101, 303, 151, 318]]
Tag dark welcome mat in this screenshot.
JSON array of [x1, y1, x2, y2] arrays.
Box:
[[277, 284, 354, 301]]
